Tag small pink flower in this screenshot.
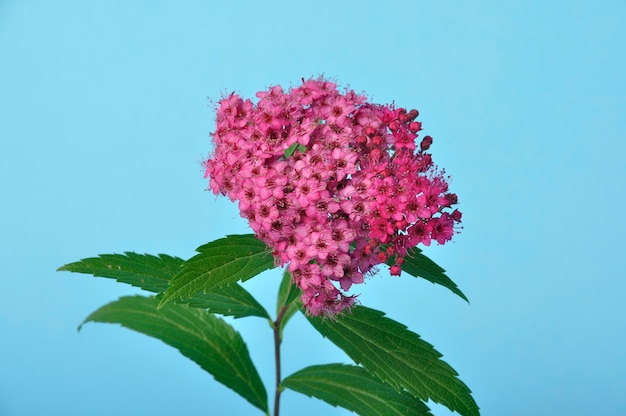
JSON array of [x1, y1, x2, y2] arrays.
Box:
[[306, 230, 338, 261]]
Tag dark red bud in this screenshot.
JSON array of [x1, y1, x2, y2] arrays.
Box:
[[420, 135, 433, 151]]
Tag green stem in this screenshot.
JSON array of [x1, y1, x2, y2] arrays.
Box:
[[273, 305, 288, 416]]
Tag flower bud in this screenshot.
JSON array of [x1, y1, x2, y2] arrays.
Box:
[[409, 121, 422, 132], [420, 135, 433, 151]]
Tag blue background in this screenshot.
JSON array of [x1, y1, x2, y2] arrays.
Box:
[[1, 1, 625, 415]]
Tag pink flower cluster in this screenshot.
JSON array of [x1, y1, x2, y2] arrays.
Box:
[[205, 78, 461, 316]]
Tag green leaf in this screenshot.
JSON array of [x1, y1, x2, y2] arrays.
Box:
[[284, 142, 300, 158], [184, 284, 271, 320], [306, 306, 479, 416], [275, 270, 301, 338], [58, 252, 270, 320], [158, 234, 275, 308], [58, 252, 184, 293], [283, 364, 433, 416], [388, 247, 469, 302], [283, 143, 308, 159], [81, 296, 268, 413], [276, 270, 301, 315], [278, 301, 299, 339]]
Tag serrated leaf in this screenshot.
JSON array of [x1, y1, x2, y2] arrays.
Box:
[[185, 284, 271, 320], [283, 364, 433, 416], [80, 296, 268, 413], [58, 252, 184, 293], [159, 234, 275, 308], [58, 252, 270, 320], [306, 306, 479, 416], [388, 247, 469, 302]]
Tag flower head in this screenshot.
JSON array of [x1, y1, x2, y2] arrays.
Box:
[[205, 77, 462, 316]]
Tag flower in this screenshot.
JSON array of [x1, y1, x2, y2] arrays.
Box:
[[205, 77, 462, 316]]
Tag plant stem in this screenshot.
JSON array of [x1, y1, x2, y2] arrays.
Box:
[[273, 305, 288, 416]]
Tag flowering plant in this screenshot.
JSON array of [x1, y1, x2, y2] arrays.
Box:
[[59, 78, 478, 416]]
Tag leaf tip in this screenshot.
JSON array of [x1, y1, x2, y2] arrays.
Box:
[[156, 296, 172, 310], [458, 290, 470, 303]]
